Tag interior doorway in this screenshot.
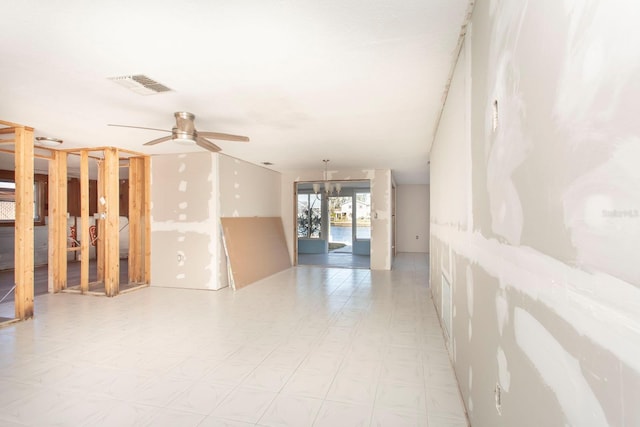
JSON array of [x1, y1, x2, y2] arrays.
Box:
[[296, 181, 371, 269]]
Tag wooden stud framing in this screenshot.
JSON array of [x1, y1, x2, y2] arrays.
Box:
[[96, 159, 105, 282], [48, 150, 68, 293], [128, 157, 143, 283], [143, 155, 151, 284], [4, 124, 152, 318], [14, 126, 35, 320], [59, 153, 68, 291], [102, 147, 120, 297], [80, 150, 90, 293], [47, 153, 57, 293]]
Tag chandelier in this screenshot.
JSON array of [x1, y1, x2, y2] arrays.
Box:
[[313, 159, 342, 196]]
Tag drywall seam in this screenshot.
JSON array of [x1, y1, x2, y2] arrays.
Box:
[[514, 308, 608, 425], [151, 223, 213, 234], [431, 223, 640, 373]]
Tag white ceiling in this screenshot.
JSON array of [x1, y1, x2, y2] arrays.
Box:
[[1, 0, 471, 184]]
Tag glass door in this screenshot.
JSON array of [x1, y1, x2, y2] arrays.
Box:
[[328, 196, 352, 253], [353, 192, 371, 255]]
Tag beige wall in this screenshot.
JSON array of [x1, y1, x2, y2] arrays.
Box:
[[430, 1, 640, 426], [396, 184, 430, 253], [280, 168, 393, 270]]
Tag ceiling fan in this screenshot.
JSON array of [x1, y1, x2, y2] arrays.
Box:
[[108, 111, 249, 153]]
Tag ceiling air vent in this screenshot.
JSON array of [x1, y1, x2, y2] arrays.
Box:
[[108, 74, 172, 95]]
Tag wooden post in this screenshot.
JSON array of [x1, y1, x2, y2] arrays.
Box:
[[103, 148, 120, 296], [48, 152, 59, 294], [96, 159, 105, 283], [128, 157, 142, 283], [58, 152, 68, 291], [80, 150, 89, 293], [143, 155, 151, 284], [14, 126, 34, 320], [47, 150, 67, 293]]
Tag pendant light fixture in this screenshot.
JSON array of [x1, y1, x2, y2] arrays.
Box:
[[313, 159, 341, 196]]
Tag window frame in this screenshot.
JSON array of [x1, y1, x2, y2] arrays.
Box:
[[297, 191, 323, 239], [354, 191, 371, 241], [0, 169, 47, 227]]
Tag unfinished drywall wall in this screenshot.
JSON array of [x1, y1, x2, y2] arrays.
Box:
[[430, 1, 640, 426], [396, 184, 430, 252], [217, 154, 283, 289], [150, 152, 222, 290], [218, 154, 281, 217], [280, 168, 393, 270], [370, 169, 392, 269]]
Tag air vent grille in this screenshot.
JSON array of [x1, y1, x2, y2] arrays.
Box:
[[108, 74, 172, 95]]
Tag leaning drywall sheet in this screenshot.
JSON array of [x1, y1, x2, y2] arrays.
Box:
[[220, 217, 291, 289]]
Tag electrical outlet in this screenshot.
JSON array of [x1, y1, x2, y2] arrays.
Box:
[[495, 382, 502, 415]]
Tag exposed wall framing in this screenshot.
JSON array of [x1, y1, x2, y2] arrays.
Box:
[[56, 146, 152, 297], [128, 157, 144, 283], [1, 120, 151, 320], [48, 150, 68, 293], [12, 124, 35, 320], [80, 150, 90, 293]]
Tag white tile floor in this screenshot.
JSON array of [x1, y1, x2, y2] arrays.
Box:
[[0, 253, 469, 427]]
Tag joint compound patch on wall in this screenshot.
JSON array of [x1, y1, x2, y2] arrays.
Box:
[[466, 264, 474, 317], [151, 152, 219, 290], [497, 346, 511, 392], [514, 308, 607, 426], [431, 224, 640, 374], [553, 2, 640, 285], [496, 292, 509, 336], [442, 273, 453, 341], [563, 139, 640, 285], [485, 0, 531, 246]]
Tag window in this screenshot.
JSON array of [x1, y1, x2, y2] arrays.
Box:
[[297, 193, 322, 238], [0, 170, 46, 227], [355, 192, 371, 239]]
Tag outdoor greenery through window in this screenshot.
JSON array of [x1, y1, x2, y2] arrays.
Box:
[[297, 193, 322, 238], [355, 192, 371, 239]]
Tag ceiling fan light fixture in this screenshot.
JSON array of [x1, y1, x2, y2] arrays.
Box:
[[173, 130, 196, 145], [173, 137, 196, 145]]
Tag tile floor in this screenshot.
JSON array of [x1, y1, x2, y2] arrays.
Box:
[[0, 253, 468, 427], [297, 252, 371, 269]]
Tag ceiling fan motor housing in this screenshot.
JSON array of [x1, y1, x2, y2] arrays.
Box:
[[175, 111, 196, 135]]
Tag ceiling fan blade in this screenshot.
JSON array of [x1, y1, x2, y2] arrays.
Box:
[[108, 124, 171, 133], [198, 131, 250, 142], [195, 136, 221, 152], [143, 135, 173, 146]]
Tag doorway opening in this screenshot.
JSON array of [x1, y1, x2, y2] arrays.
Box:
[[296, 181, 371, 269]]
